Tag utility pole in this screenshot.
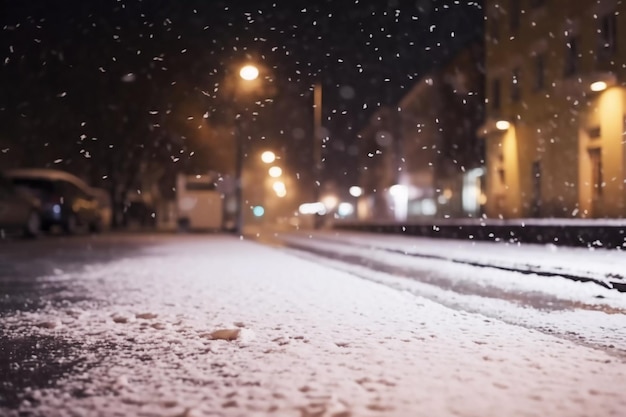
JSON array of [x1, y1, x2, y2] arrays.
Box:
[[233, 64, 260, 235], [234, 117, 244, 235], [313, 82, 323, 229]]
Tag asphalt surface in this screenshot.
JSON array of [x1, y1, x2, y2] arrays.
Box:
[[0, 233, 163, 408]]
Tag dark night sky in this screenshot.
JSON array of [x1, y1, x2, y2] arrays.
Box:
[[0, 0, 483, 193]]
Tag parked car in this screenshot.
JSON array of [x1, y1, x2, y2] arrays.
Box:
[[6, 169, 104, 235], [0, 173, 42, 237]]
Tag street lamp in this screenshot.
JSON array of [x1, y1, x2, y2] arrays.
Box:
[[239, 65, 259, 81], [234, 63, 260, 235], [273, 181, 287, 198], [590, 81, 608, 92], [261, 151, 276, 164], [496, 120, 511, 131]]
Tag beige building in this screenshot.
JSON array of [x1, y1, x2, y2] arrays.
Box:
[[483, 0, 626, 218]]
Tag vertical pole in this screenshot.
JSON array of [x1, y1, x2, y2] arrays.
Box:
[[235, 118, 244, 235], [313, 82, 323, 228]]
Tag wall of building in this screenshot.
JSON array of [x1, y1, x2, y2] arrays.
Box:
[[579, 87, 626, 218], [484, 0, 626, 219]]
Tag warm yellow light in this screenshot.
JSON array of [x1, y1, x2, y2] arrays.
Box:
[[261, 151, 276, 164], [239, 64, 259, 81], [590, 81, 608, 92], [272, 181, 286, 193], [268, 166, 282, 178], [321, 194, 339, 210], [273, 181, 287, 197], [496, 120, 511, 131]]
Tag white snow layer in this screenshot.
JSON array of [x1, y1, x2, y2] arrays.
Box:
[[2, 236, 626, 417]]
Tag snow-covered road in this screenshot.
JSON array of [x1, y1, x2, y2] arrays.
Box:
[[1, 234, 625, 417]]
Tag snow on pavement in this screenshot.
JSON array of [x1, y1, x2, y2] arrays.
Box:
[[298, 230, 626, 286], [2, 236, 625, 417], [274, 230, 626, 307], [273, 230, 626, 356]]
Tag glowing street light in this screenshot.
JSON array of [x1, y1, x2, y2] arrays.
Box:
[[321, 194, 339, 210], [239, 64, 259, 81], [261, 151, 276, 164], [273, 181, 287, 198], [268, 166, 282, 178], [590, 81, 608, 92], [234, 63, 261, 234], [496, 120, 511, 131]]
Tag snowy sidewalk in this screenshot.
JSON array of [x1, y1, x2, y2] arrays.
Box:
[[2, 236, 625, 417], [284, 230, 626, 290]]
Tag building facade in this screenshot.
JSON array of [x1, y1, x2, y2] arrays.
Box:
[[357, 41, 485, 222], [357, 107, 402, 221], [483, 0, 626, 218], [399, 42, 485, 220]]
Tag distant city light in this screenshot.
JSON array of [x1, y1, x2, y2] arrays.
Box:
[[337, 202, 355, 217], [273, 181, 286, 197], [252, 206, 265, 217], [389, 184, 409, 221], [590, 81, 608, 92], [421, 199, 437, 216], [239, 64, 259, 81], [389, 184, 407, 197], [268, 166, 282, 178], [321, 194, 339, 210], [496, 120, 511, 131], [349, 186, 363, 197], [299, 202, 326, 215], [261, 151, 276, 164]]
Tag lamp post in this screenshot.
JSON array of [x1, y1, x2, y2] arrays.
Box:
[[234, 64, 259, 235], [313, 82, 323, 229]]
